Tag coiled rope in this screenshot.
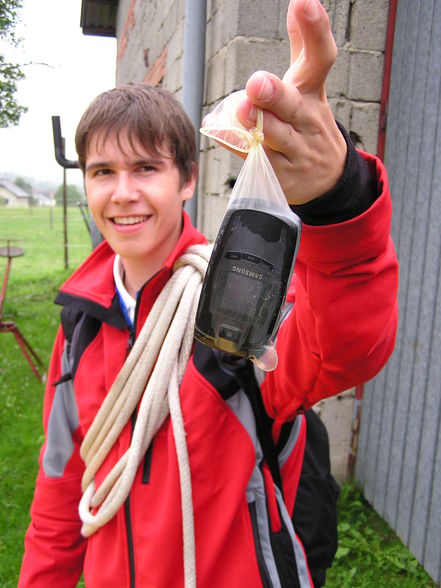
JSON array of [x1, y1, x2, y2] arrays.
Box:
[[78, 243, 212, 588]]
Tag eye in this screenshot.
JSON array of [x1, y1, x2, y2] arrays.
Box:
[[139, 163, 156, 173], [86, 167, 112, 179], [95, 168, 113, 176]]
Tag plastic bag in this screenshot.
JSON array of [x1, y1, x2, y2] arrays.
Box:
[[195, 91, 302, 371]]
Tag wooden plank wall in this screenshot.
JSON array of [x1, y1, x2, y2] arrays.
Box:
[[356, 0, 441, 584]]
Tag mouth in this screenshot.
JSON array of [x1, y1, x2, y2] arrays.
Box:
[[112, 215, 150, 226]]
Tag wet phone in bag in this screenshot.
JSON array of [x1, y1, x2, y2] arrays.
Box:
[[195, 204, 301, 365]]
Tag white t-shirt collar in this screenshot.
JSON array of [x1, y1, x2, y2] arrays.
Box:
[[113, 254, 136, 325]]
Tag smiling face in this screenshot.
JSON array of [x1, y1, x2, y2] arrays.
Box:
[[84, 130, 196, 295]]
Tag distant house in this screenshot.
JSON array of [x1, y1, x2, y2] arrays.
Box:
[[0, 179, 32, 208], [33, 190, 55, 207]]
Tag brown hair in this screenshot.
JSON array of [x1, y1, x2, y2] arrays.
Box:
[[75, 82, 197, 185]]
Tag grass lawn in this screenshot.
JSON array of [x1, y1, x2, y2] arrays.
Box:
[[0, 207, 437, 587], [326, 483, 437, 587], [0, 206, 90, 587]]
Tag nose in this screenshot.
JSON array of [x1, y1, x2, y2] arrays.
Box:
[[111, 171, 139, 204]]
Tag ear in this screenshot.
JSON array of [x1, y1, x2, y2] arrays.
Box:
[[181, 164, 198, 201]]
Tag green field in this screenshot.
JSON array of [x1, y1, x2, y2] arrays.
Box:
[[0, 206, 90, 587], [0, 207, 436, 587]]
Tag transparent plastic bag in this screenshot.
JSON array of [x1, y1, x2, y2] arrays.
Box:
[[195, 91, 302, 371]]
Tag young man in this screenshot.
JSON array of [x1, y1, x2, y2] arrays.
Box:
[[19, 1, 398, 586]]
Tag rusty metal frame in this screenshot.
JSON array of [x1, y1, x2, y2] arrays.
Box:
[[0, 242, 44, 381]]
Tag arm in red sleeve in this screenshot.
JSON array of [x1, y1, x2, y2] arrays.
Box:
[[261, 153, 398, 437], [18, 327, 86, 587]]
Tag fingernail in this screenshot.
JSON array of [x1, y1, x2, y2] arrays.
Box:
[[303, 0, 320, 18], [247, 104, 257, 122], [257, 76, 274, 102]]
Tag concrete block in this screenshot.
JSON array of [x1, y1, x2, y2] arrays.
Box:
[[165, 55, 183, 94], [177, 0, 186, 22], [314, 389, 355, 484], [205, 1, 236, 62], [116, 0, 131, 36], [225, 37, 289, 95], [277, 0, 290, 39], [158, 0, 168, 26], [143, 2, 155, 27], [165, 1, 179, 41], [199, 124, 211, 151], [199, 143, 243, 209], [348, 49, 384, 102], [122, 36, 145, 82], [218, 148, 242, 196], [167, 20, 184, 65], [204, 16, 217, 63], [236, 0, 280, 39], [327, 0, 351, 48], [206, 0, 214, 22], [138, 1, 162, 66], [161, 23, 169, 57], [199, 192, 229, 241], [216, 147, 243, 200], [199, 147, 221, 197], [146, 31, 159, 63], [327, 46, 350, 97], [205, 50, 227, 105], [220, 0, 240, 39], [224, 44, 239, 95], [175, 57, 184, 92], [350, 101, 380, 153], [206, 0, 239, 61], [329, 98, 352, 130], [204, 145, 226, 194], [349, 0, 388, 52], [174, 87, 183, 104]]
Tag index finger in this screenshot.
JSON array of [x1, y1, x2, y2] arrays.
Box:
[[285, 0, 337, 93], [286, 0, 303, 64]]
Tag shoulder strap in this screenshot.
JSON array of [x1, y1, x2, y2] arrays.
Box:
[[59, 307, 101, 381], [224, 356, 284, 494], [60, 306, 84, 361]]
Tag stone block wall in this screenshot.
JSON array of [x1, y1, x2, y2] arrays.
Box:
[[326, 0, 389, 152], [200, 0, 290, 239], [115, 0, 186, 94]]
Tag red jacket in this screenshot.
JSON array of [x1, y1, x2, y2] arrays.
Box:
[[19, 152, 398, 587]]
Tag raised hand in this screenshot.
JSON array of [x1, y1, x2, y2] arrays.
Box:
[[236, 0, 347, 205]]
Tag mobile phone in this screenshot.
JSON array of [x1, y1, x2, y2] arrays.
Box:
[[195, 205, 301, 361]]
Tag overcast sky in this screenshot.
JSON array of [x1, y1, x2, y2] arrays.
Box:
[[0, 0, 117, 188]]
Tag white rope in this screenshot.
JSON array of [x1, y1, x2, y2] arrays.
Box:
[[78, 243, 212, 588]]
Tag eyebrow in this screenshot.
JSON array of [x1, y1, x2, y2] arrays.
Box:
[[85, 161, 111, 174], [85, 156, 167, 174]]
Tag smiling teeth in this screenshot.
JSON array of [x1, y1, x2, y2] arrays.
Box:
[[113, 216, 147, 225]]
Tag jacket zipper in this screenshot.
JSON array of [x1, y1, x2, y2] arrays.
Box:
[[125, 491, 136, 588], [125, 330, 137, 588], [121, 269, 167, 587]]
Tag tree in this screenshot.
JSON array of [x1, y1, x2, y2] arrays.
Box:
[[54, 184, 86, 207], [14, 175, 39, 206], [0, 0, 27, 127], [14, 175, 32, 194]]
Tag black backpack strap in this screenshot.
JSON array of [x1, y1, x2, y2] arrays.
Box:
[[57, 307, 100, 384], [60, 306, 84, 361], [293, 409, 340, 587], [221, 355, 284, 494]]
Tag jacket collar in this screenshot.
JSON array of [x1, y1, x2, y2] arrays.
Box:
[[55, 211, 206, 328]]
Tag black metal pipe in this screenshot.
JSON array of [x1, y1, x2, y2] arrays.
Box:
[[51, 116, 80, 169]]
